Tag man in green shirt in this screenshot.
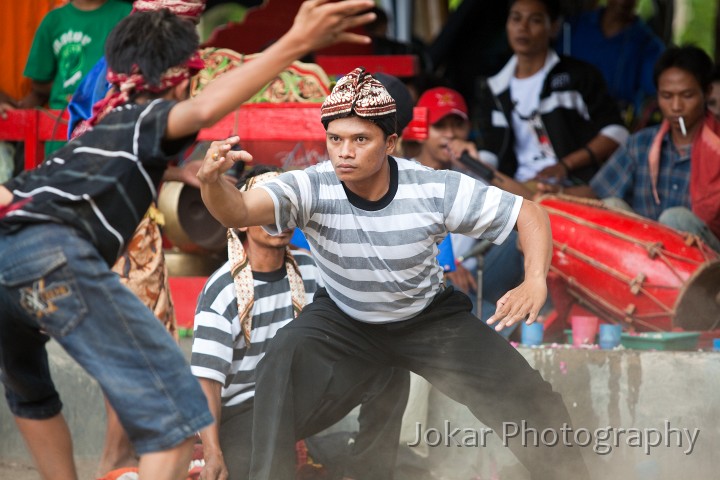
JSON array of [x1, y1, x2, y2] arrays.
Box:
[[22, 0, 131, 155]]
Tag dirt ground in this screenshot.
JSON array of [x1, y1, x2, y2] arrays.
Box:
[[0, 458, 97, 479]]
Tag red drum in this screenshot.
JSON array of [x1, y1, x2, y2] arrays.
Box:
[[539, 195, 720, 331]]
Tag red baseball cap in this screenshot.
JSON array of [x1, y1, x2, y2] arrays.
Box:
[[416, 87, 468, 125]]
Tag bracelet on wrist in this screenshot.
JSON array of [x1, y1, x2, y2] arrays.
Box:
[[582, 146, 598, 165]]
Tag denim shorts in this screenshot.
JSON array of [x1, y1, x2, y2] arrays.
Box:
[[0, 223, 213, 454]]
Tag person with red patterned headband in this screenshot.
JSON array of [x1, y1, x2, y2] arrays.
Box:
[[68, 0, 207, 137], [0, 3, 376, 480], [66, 2, 212, 476]]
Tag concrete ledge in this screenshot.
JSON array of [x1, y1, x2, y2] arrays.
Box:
[[408, 346, 720, 480], [2, 342, 718, 480]]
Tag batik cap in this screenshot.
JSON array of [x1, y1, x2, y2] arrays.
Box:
[[320, 67, 397, 132], [416, 87, 468, 125]]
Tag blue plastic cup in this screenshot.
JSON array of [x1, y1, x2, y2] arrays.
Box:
[[521, 322, 544, 346], [598, 324, 622, 349], [437, 236, 456, 272]]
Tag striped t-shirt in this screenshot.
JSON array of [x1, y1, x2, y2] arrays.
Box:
[[0, 99, 193, 265], [260, 156, 523, 323], [190, 250, 322, 409]]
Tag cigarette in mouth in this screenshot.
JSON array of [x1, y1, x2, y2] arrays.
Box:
[[679, 116, 687, 137]]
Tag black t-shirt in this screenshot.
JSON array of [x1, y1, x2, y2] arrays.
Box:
[[1, 99, 196, 265]]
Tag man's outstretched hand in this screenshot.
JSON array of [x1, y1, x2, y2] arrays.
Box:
[[197, 136, 253, 185], [287, 0, 376, 52]]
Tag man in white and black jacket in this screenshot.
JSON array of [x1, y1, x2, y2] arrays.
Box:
[[476, 0, 629, 186]]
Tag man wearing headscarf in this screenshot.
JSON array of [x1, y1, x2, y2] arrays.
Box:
[[64, 4, 209, 477], [0, 3, 377, 480], [68, 0, 207, 136], [197, 67, 590, 480]]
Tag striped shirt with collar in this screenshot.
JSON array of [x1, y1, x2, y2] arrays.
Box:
[[260, 156, 523, 323], [190, 250, 322, 409]]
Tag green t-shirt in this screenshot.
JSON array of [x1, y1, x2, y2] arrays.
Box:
[[24, 0, 131, 109], [24, 0, 131, 154]]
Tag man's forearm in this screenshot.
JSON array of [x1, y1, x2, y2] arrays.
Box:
[[492, 171, 533, 199], [0, 186, 12, 206], [561, 135, 620, 172], [168, 0, 375, 138], [486, 198, 552, 327], [198, 378, 224, 452], [516, 200, 552, 281], [200, 179, 249, 228], [185, 34, 317, 131], [563, 184, 597, 198], [19, 81, 52, 109]]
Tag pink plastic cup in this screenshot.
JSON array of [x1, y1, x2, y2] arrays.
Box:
[[571, 315, 599, 346]]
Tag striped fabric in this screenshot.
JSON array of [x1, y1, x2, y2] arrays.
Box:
[[190, 251, 322, 408], [260, 156, 523, 323], [1, 99, 189, 266]]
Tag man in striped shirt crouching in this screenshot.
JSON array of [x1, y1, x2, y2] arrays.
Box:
[[197, 67, 590, 480], [191, 166, 409, 479]]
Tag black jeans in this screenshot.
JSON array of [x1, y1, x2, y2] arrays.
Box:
[[251, 287, 589, 480]]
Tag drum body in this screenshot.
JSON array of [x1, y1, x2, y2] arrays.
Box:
[[157, 181, 228, 254], [539, 196, 720, 331]]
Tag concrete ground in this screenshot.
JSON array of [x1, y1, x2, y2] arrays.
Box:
[[2, 339, 719, 479]]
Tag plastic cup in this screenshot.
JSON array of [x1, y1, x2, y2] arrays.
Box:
[[598, 323, 622, 349], [521, 322, 544, 346], [437, 236, 455, 272], [571, 315, 599, 346]]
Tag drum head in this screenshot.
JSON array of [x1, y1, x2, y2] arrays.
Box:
[[674, 260, 720, 330]]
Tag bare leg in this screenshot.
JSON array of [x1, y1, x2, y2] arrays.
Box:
[[96, 396, 138, 477], [14, 413, 78, 480], [138, 436, 194, 480]]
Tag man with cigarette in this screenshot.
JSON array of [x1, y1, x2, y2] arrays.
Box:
[[538, 45, 720, 252]]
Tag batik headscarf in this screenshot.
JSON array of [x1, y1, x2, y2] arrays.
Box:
[[320, 67, 397, 135], [132, 0, 206, 23], [228, 171, 306, 346]]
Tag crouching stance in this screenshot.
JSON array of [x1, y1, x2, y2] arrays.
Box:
[[198, 68, 590, 480], [0, 3, 376, 479]]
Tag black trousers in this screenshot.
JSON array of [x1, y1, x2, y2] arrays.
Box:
[[220, 361, 408, 480], [251, 287, 589, 480]]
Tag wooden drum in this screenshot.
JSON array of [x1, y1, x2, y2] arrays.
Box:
[[539, 195, 720, 331]]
